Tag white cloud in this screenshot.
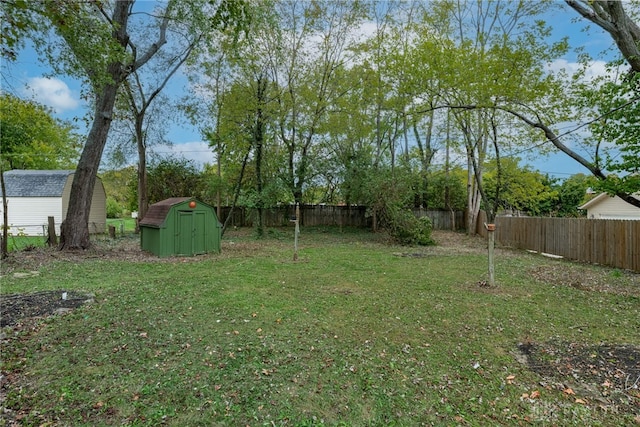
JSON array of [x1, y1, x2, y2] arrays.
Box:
[[153, 141, 216, 169], [23, 77, 80, 113], [547, 58, 611, 82]]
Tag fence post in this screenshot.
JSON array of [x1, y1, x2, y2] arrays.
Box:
[[47, 216, 57, 247]]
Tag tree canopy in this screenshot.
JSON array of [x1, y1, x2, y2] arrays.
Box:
[[7, 0, 640, 242], [0, 93, 81, 170]]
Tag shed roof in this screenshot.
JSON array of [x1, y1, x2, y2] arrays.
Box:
[[1, 169, 75, 197], [139, 197, 191, 227]]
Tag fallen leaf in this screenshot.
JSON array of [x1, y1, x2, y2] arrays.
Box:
[[530, 390, 540, 399], [506, 375, 515, 384], [563, 388, 575, 395], [575, 398, 587, 404]]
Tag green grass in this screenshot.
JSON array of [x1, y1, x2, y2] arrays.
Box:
[[3, 219, 135, 253], [106, 217, 137, 233], [1, 228, 638, 426], [3, 234, 47, 252]]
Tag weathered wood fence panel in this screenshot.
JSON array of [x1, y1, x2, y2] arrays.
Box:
[[219, 205, 465, 230], [494, 216, 639, 272]]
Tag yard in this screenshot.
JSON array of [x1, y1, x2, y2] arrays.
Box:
[[1, 228, 638, 426]]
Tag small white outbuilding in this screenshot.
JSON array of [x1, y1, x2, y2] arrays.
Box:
[[578, 193, 640, 220], [0, 169, 107, 236]]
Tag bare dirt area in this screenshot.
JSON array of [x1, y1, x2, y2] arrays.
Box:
[[517, 340, 640, 415]]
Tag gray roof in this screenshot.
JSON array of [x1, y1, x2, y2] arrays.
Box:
[[1, 170, 75, 197]]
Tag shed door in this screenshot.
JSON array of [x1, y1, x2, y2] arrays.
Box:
[[193, 211, 206, 254], [176, 211, 206, 256]]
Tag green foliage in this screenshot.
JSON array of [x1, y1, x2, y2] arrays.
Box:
[[483, 158, 558, 216], [105, 197, 123, 219], [145, 157, 208, 204], [585, 70, 640, 196], [363, 168, 435, 245], [424, 168, 468, 211], [0, 0, 38, 60], [555, 174, 597, 217], [100, 167, 137, 213], [382, 207, 435, 245], [0, 93, 81, 170]]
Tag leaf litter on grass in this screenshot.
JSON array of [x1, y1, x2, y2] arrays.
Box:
[[1, 228, 640, 425]]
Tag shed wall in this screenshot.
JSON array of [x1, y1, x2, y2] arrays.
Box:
[[61, 175, 107, 233], [0, 197, 62, 236], [140, 199, 221, 257]]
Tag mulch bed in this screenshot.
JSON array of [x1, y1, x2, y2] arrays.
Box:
[[517, 340, 640, 411], [1, 290, 94, 328]]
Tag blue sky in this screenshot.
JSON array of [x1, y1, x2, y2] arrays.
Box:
[[0, 0, 618, 178]]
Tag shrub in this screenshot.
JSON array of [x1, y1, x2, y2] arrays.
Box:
[[382, 204, 435, 246], [106, 197, 123, 218]]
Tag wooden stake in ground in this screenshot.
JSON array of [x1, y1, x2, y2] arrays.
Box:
[[292, 203, 300, 261], [486, 223, 496, 286]]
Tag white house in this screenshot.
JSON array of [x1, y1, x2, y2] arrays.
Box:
[[578, 193, 640, 220], [0, 170, 107, 236]]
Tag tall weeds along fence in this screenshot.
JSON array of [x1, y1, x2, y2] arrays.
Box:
[[493, 217, 640, 272]]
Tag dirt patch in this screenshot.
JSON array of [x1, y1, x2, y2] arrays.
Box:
[[528, 263, 640, 297], [517, 340, 640, 411], [0, 290, 94, 328]]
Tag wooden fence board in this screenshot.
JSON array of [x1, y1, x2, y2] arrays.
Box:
[[494, 216, 639, 272]]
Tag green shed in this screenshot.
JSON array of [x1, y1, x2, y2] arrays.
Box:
[[139, 197, 221, 257]]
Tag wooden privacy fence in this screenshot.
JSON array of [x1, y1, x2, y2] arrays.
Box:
[[219, 205, 466, 230], [493, 216, 640, 272]]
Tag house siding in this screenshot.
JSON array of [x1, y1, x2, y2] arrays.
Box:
[[585, 196, 640, 220]]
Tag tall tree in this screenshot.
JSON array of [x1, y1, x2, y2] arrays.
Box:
[[272, 0, 367, 205], [7, 0, 248, 249]]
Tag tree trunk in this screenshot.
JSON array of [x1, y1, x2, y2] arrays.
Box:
[[254, 75, 267, 237], [1, 166, 8, 259], [135, 117, 148, 233], [60, 87, 119, 249]]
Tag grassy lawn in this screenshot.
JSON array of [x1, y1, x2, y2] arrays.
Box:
[[106, 217, 137, 233], [1, 228, 638, 426], [2, 235, 47, 252]]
